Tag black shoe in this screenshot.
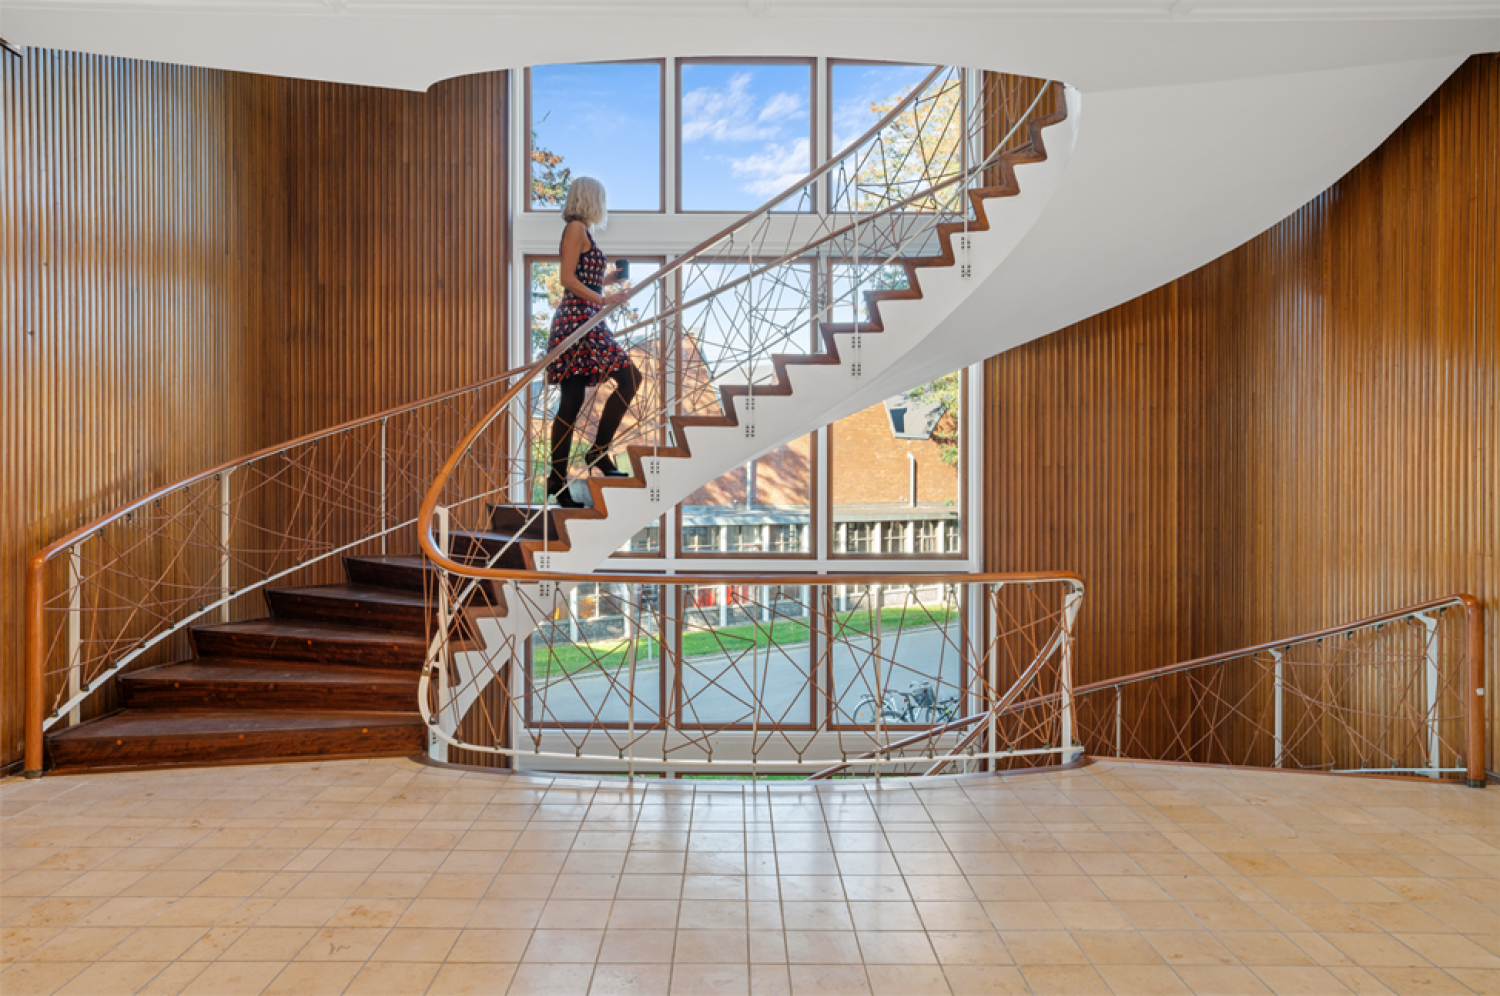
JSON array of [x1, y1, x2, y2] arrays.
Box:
[[586, 450, 629, 477], [549, 489, 588, 510]]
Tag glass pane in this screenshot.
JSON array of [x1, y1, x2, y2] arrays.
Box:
[[529, 584, 664, 726], [831, 371, 961, 556], [680, 62, 812, 212], [677, 261, 813, 422], [827, 262, 909, 326], [617, 522, 661, 556], [531, 62, 662, 211], [828, 583, 967, 729], [678, 584, 814, 727], [679, 436, 813, 556], [828, 62, 961, 215]]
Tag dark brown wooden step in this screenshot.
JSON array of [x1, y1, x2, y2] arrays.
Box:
[[344, 554, 435, 592], [190, 619, 432, 669], [266, 584, 429, 633], [120, 660, 420, 712], [488, 504, 560, 541], [448, 530, 528, 571], [46, 710, 424, 773]]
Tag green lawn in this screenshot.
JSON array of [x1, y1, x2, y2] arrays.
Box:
[[531, 604, 960, 679]]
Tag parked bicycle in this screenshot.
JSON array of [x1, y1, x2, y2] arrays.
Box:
[[851, 680, 959, 726]]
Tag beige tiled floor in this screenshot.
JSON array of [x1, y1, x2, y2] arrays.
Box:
[[2, 759, 1497, 995]]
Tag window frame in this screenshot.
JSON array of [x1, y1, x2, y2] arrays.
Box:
[[525, 59, 668, 216], [825, 366, 969, 562], [675, 56, 818, 216]]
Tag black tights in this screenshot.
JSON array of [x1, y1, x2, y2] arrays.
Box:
[[549, 364, 642, 497]]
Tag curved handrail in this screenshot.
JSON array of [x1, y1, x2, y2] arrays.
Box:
[[416, 70, 1065, 583], [24, 363, 529, 775], [418, 570, 1085, 774], [33, 365, 529, 567]]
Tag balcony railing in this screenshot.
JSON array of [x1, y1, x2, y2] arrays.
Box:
[[420, 569, 1085, 778], [1071, 595, 1487, 787]]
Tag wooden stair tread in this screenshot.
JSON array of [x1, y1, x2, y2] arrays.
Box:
[[125, 660, 420, 686], [48, 709, 420, 741], [270, 584, 429, 608], [193, 619, 428, 645]]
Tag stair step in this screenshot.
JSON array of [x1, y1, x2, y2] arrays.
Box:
[[120, 660, 419, 712], [266, 584, 429, 632], [488, 504, 560, 540], [46, 710, 423, 772], [448, 530, 528, 570], [190, 619, 432, 669], [343, 554, 434, 592]]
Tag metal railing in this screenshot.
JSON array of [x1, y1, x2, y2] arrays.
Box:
[[419, 568, 1085, 777], [410, 68, 1071, 777], [22, 369, 523, 776], [1070, 595, 1486, 787], [416, 69, 1067, 581]]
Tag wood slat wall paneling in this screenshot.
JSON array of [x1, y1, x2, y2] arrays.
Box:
[[2, 50, 510, 769], [984, 54, 1498, 772], [3, 51, 255, 767]]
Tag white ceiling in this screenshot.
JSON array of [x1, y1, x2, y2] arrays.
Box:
[[2, 0, 1495, 91]]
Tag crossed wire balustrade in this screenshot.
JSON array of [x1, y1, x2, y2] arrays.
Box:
[[420, 572, 1086, 778]]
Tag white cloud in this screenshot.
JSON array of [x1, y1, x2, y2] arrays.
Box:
[[758, 91, 804, 124], [682, 74, 805, 144], [729, 138, 812, 197]]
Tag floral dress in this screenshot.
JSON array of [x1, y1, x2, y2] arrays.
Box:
[[545, 232, 631, 386]]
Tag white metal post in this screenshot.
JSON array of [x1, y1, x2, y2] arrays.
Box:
[[751, 597, 760, 784], [66, 544, 82, 727], [379, 418, 388, 555], [987, 583, 1001, 772], [431, 505, 452, 763], [1271, 649, 1284, 768], [627, 589, 640, 782], [1058, 586, 1082, 763], [219, 471, 232, 623], [1114, 685, 1122, 758], [1418, 613, 1441, 776], [873, 584, 884, 784]]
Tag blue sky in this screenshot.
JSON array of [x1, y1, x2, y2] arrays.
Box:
[[531, 62, 662, 211], [531, 61, 931, 214]]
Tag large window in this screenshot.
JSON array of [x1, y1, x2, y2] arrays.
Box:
[[528, 62, 663, 212], [522, 60, 978, 576], [829, 371, 964, 559], [514, 59, 979, 738], [677, 59, 814, 213], [678, 436, 815, 558]]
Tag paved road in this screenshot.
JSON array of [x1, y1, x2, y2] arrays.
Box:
[[529, 627, 969, 727]]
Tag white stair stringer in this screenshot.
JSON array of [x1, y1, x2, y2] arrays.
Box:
[[431, 89, 1081, 759]]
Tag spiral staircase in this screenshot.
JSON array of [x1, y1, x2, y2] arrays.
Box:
[[31, 70, 1079, 774]]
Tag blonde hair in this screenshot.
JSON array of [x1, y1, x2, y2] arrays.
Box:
[[562, 176, 608, 231]]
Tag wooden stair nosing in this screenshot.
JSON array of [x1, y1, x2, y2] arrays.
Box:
[[45, 709, 424, 772], [120, 659, 421, 712]]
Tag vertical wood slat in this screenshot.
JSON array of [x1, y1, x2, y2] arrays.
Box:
[[2, 50, 509, 769], [984, 54, 1498, 772]]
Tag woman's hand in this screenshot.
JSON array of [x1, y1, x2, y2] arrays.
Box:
[[600, 289, 630, 308]]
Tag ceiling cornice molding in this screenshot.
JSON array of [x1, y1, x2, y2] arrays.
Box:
[[3, 1, 1495, 92]]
